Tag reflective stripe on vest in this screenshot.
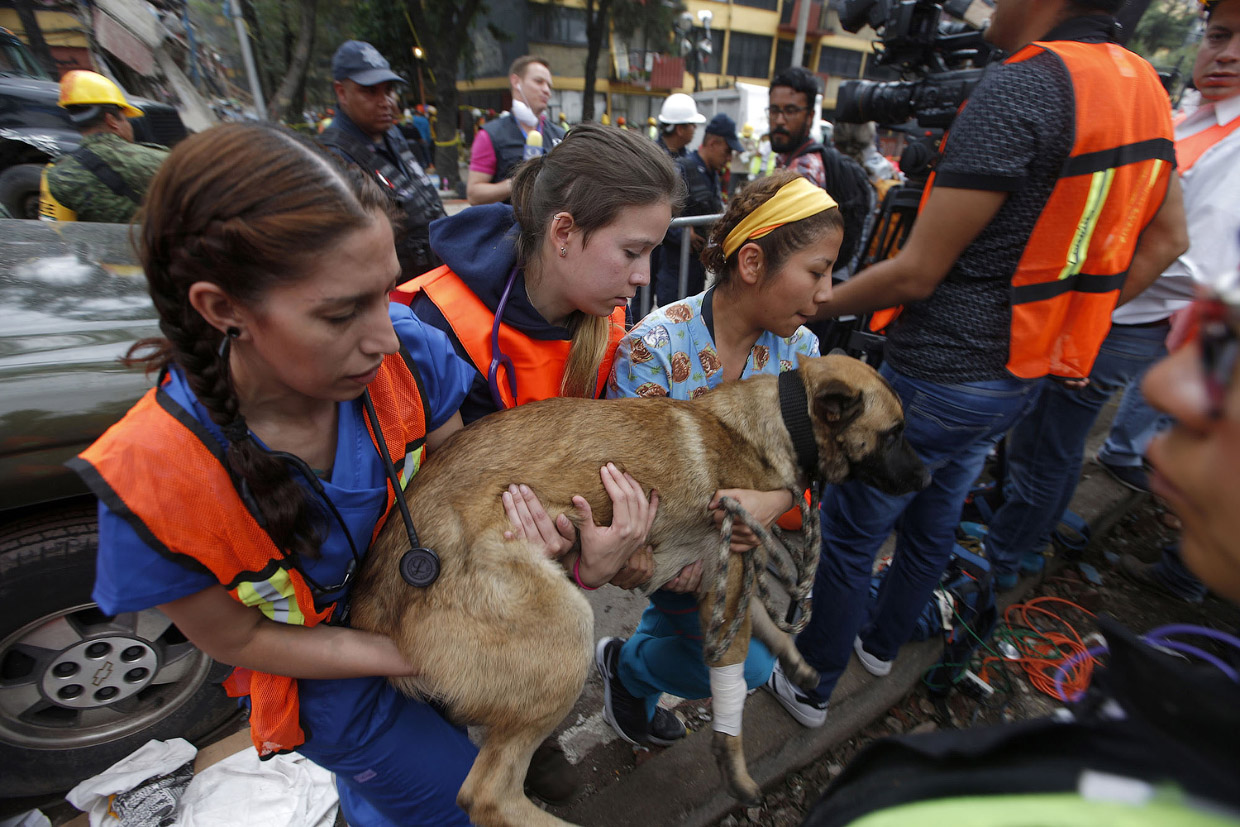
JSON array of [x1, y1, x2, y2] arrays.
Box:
[[71, 351, 429, 757], [395, 266, 626, 407], [1002, 40, 1174, 379]]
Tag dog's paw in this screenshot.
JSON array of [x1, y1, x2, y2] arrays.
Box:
[[712, 731, 763, 806], [787, 658, 821, 692]]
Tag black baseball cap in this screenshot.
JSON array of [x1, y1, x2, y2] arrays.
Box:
[[705, 113, 744, 153], [332, 40, 405, 86]]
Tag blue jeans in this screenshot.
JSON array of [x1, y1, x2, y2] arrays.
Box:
[[1099, 373, 1172, 468], [796, 364, 1039, 701], [618, 590, 776, 720], [984, 322, 1170, 579]]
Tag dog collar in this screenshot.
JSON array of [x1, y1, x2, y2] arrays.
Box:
[[778, 370, 819, 480]]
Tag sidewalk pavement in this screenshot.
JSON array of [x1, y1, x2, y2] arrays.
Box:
[[442, 195, 470, 217], [543, 401, 1143, 826]]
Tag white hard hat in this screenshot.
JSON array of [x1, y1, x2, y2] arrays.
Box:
[[658, 93, 705, 125]]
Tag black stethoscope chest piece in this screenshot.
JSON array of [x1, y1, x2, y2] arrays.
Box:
[[362, 388, 440, 589], [400, 547, 441, 587]]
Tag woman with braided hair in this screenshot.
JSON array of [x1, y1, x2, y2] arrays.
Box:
[[70, 121, 488, 826]]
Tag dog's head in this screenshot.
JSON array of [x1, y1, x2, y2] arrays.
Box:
[[798, 355, 929, 495]]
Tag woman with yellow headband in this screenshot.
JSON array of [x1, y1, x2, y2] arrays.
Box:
[[591, 170, 844, 745]]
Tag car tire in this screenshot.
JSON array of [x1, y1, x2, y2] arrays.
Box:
[[0, 506, 239, 798], [0, 163, 45, 220]]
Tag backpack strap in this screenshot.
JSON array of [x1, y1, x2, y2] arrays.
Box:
[[70, 146, 140, 203]]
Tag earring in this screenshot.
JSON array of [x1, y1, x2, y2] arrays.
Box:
[[217, 326, 240, 359], [559, 246, 567, 257]]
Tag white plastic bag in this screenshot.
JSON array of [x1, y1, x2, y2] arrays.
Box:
[[176, 750, 337, 827], [66, 738, 197, 827]]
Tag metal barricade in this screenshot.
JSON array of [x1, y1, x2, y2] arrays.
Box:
[[636, 212, 724, 319]]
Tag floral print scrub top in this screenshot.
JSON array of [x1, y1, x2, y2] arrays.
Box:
[[608, 289, 820, 400]]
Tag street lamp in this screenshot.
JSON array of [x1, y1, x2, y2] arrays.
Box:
[[676, 9, 714, 92], [411, 45, 427, 112]]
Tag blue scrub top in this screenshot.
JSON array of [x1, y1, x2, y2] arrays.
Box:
[[92, 303, 474, 616]]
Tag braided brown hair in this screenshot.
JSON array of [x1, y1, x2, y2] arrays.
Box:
[[126, 122, 394, 561], [701, 169, 844, 290]]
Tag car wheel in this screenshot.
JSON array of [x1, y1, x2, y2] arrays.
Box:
[[0, 164, 45, 220], [0, 506, 239, 798]]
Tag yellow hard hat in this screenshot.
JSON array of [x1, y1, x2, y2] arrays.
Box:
[[601, 113, 611, 125], [742, 123, 754, 137], [647, 116, 656, 125], [58, 71, 143, 119]]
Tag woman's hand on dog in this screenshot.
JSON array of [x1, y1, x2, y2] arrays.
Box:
[[609, 545, 656, 590], [503, 483, 575, 560], [663, 559, 704, 593], [575, 463, 660, 588], [711, 488, 796, 553], [502, 465, 659, 588]]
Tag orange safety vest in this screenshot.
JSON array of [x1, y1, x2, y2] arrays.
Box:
[[872, 39, 1175, 382], [71, 353, 429, 758], [394, 265, 627, 407], [1173, 110, 1240, 172]]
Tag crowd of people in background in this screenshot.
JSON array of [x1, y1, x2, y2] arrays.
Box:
[[23, 0, 1239, 820]]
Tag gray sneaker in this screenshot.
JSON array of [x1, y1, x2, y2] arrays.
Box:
[[853, 636, 893, 677], [762, 660, 827, 728]]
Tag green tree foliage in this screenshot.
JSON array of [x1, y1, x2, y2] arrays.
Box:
[[1128, 0, 1203, 88], [581, 0, 682, 122], [404, 0, 487, 188], [187, 0, 353, 118]]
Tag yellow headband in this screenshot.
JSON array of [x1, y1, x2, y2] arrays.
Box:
[[722, 177, 838, 259]]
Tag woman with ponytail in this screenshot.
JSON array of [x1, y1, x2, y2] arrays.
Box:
[[398, 122, 686, 787], [401, 120, 683, 594], [72, 122, 484, 826]]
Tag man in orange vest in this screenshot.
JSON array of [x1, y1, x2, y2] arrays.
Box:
[[763, 0, 1189, 725], [986, 0, 1240, 599]]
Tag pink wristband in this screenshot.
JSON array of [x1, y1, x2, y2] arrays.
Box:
[[573, 558, 599, 590]]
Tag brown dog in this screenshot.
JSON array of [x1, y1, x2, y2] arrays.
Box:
[[349, 355, 928, 826]]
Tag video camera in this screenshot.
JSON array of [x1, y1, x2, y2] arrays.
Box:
[[834, 0, 998, 128]]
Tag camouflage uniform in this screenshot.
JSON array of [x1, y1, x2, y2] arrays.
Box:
[[40, 133, 168, 223]]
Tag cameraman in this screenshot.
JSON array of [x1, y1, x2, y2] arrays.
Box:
[[765, 0, 1188, 724]]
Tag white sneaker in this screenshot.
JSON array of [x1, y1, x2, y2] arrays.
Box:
[[853, 636, 892, 677], [762, 661, 827, 728]]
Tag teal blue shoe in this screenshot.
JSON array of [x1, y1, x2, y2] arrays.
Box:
[[1019, 549, 1047, 576]]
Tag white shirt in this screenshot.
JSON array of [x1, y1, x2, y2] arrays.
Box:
[[1112, 93, 1240, 325]]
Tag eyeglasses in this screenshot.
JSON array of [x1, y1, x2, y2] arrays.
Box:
[[1194, 296, 1239, 417], [767, 105, 811, 120]]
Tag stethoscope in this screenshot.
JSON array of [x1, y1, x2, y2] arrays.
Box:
[[487, 263, 521, 409], [261, 388, 440, 620]]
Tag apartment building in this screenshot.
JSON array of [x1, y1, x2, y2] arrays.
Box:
[[459, 0, 881, 127]]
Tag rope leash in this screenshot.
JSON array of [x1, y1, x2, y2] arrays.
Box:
[[703, 485, 822, 664]]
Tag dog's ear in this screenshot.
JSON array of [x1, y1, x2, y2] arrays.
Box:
[[812, 379, 864, 429]]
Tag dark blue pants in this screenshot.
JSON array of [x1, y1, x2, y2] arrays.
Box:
[[796, 364, 1039, 702], [983, 322, 1170, 579]]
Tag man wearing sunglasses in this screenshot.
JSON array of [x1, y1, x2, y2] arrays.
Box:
[[979, 0, 1240, 602]]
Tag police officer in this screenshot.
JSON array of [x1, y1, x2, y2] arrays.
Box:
[[319, 40, 444, 282], [39, 71, 168, 223], [654, 113, 741, 306]]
